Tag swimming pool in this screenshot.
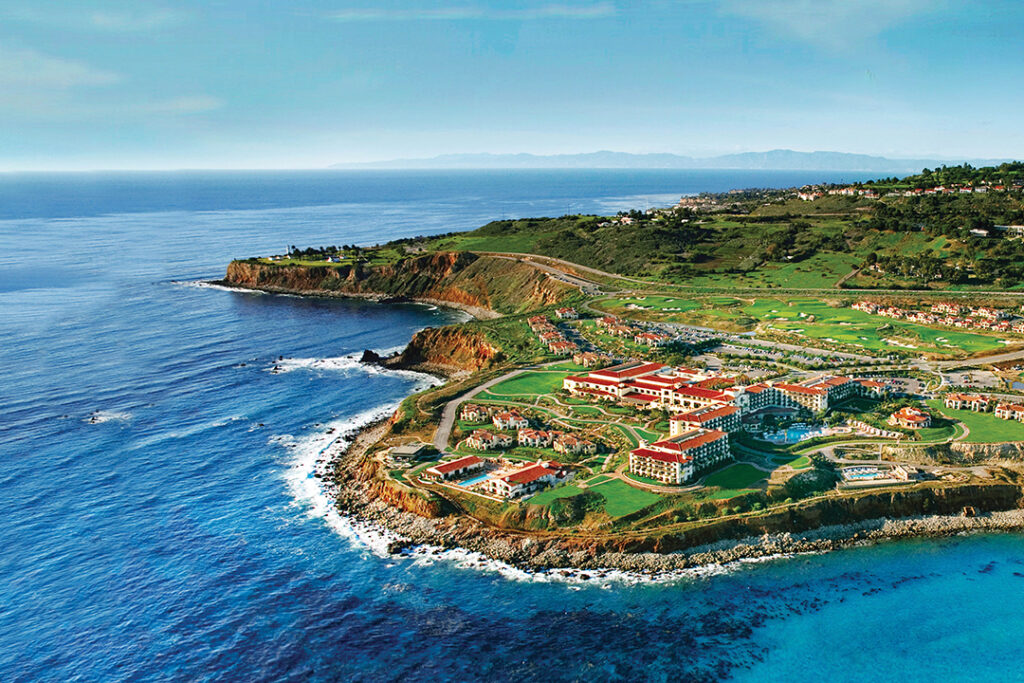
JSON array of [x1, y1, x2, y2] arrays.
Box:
[[458, 473, 491, 487], [843, 467, 884, 480]]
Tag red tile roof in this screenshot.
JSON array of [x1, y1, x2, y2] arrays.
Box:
[[672, 386, 729, 400], [591, 361, 666, 379], [652, 429, 727, 452], [503, 464, 555, 485], [775, 383, 826, 396], [566, 375, 620, 387], [431, 455, 484, 474], [630, 447, 692, 464], [671, 404, 739, 422]]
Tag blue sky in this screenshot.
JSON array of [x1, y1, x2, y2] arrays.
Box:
[[2, 0, 1023, 170]]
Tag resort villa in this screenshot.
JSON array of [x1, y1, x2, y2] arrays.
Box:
[[552, 434, 597, 456], [493, 411, 529, 431], [460, 403, 492, 422], [481, 460, 570, 498], [994, 403, 1024, 422], [425, 455, 485, 481], [889, 406, 932, 429], [944, 393, 992, 412], [466, 430, 514, 450]]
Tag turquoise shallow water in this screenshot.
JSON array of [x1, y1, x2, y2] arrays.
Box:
[[2, 170, 1022, 682]]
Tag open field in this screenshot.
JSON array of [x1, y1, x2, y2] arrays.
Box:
[[926, 399, 1024, 443], [593, 294, 1009, 356], [527, 484, 585, 507], [589, 479, 662, 517], [480, 370, 570, 397], [703, 463, 766, 489]]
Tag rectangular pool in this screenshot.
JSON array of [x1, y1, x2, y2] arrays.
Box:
[[458, 473, 491, 487]]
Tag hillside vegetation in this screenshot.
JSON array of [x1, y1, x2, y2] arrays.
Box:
[[395, 163, 1024, 290]]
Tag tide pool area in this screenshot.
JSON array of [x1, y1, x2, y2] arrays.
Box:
[[4, 170, 1024, 681]]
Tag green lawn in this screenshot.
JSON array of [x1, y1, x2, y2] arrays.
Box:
[[569, 405, 604, 417], [585, 474, 612, 485], [589, 479, 662, 517], [635, 427, 661, 442], [528, 484, 585, 506], [773, 455, 811, 469], [484, 370, 569, 397], [926, 399, 1024, 443], [703, 463, 767, 489]]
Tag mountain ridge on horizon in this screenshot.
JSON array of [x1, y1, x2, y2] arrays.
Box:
[[331, 149, 1014, 173]]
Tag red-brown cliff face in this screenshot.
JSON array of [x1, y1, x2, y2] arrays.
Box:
[[221, 251, 576, 316]]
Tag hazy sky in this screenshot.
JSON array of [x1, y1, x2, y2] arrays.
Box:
[[2, 0, 1023, 170]]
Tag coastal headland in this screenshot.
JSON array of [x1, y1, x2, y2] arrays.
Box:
[[220, 164, 1024, 571]]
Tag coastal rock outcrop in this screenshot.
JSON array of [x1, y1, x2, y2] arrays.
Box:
[[389, 326, 500, 372], [220, 251, 577, 316]]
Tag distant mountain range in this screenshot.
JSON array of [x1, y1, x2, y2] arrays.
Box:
[[331, 149, 1013, 173]]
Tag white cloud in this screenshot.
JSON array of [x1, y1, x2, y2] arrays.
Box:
[[0, 46, 120, 87], [328, 2, 616, 22], [720, 0, 940, 49]]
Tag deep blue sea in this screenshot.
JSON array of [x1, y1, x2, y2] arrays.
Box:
[[3, 169, 1024, 682]]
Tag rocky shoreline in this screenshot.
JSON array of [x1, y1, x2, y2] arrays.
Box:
[[324, 407, 1024, 576]]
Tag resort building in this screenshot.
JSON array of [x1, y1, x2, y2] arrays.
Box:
[[552, 434, 597, 456], [669, 404, 741, 434], [628, 428, 730, 484], [388, 442, 432, 464], [493, 411, 529, 431], [548, 340, 577, 356], [994, 403, 1024, 422], [889, 406, 932, 429], [944, 393, 991, 412], [572, 351, 613, 368], [565, 363, 885, 419], [459, 403, 491, 422], [634, 331, 671, 346], [517, 428, 556, 448], [466, 430, 514, 450], [555, 307, 578, 319], [425, 455, 485, 480], [482, 460, 566, 498]]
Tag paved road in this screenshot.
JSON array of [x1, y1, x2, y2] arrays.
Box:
[[432, 360, 566, 451]]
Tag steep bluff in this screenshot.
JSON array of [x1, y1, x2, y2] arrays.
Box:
[[390, 326, 500, 372], [221, 252, 577, 316]]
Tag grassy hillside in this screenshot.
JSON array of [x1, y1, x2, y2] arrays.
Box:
[[389, 166, 1024, 290]]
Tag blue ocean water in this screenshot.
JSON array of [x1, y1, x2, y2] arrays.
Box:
[[2, 169, 1024, 682]]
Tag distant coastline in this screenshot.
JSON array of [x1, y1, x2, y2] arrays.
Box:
[[330, 149, 1012, 173]]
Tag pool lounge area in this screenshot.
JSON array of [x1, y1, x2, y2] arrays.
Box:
[[458, 473, 492, 488]]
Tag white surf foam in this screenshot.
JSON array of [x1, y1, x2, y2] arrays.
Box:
[[84, 409, 131, 424], [266, 353, 436, 384]]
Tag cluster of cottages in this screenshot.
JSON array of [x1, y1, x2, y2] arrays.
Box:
[[944, 392, 1024, 423], [459, 405, 598, 456], [424, 455, 573, 499], [797, 182, 1022, 201], [528, 314, 578, 356], [563, 360, 888, 484], [596, 315, 673, 347], [852, 300, 1022, 333]]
